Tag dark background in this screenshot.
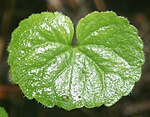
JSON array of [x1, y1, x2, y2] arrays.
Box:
[[0, 0, 150, 117]]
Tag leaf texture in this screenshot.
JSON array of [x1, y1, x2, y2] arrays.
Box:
[[8, 11, 145, 110]]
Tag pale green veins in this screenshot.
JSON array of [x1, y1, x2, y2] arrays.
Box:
[[8, 11, 145, 110]]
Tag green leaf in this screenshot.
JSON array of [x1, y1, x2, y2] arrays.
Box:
[[0, 107, 8, 117], [8, 11, 145, 110]]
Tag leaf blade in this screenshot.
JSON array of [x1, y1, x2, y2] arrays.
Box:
[[8, 12, 74, 107], [8, 11, 144, 110], [76, 11, 144, 106]]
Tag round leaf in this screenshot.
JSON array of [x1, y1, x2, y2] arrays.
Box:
[[8, 11, 145, 110]]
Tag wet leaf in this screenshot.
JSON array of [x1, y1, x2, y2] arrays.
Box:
[[8, 11, 145, 110]]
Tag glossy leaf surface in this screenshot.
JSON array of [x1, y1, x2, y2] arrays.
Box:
[[8, 11, 145, 110]]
